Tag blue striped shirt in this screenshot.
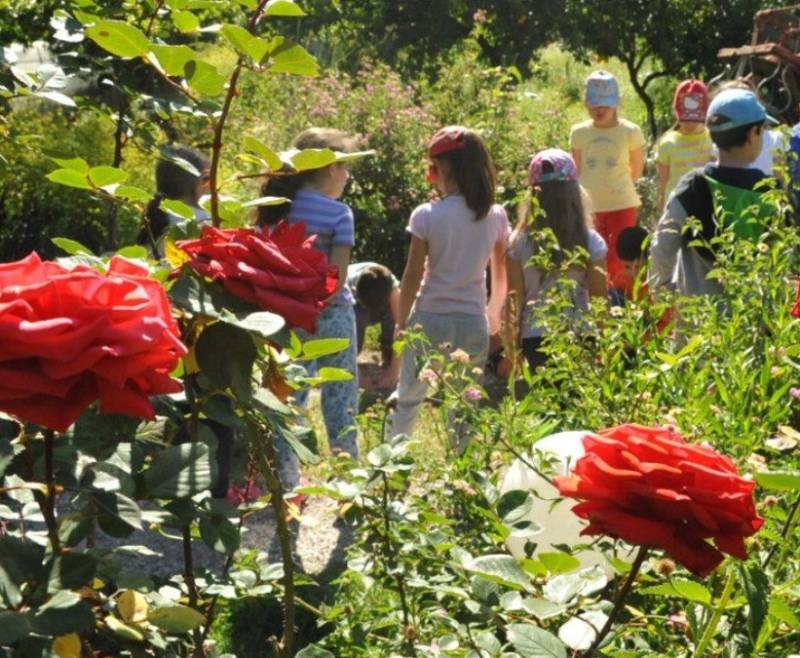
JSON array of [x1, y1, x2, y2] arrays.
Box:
[[288, 188, 355, 305]]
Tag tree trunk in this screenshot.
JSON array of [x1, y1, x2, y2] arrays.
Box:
[[624, 57, 658, 140]]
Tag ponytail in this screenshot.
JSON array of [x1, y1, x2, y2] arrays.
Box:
[[255, 173, 307, 227], [432, 129, 496, 220]]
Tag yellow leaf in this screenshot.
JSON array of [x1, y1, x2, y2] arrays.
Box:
[[118, 590, 149, 624], [183, 344, 199, 374], [164, 238, 189, 268], [92, 577, 105, 590], [52, 634, 81, 658]]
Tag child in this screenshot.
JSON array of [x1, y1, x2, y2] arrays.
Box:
[[612, 225, 650, 303], [387, 126, 508, 447], [656, 80, 715, 210], [347, 262, 400, 388], [258, 127, 372, 490], [650, 88, 775, 297], [570, 71, 645, 292], [506, 149, 607, 369], [141, 145, 210, 252]]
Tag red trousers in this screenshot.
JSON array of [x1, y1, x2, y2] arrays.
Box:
[[594, 206, 638, 289]]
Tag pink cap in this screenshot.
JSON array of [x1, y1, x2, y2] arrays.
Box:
[[528, 148, 578, 185], [428, 126, 467, 157], [674, 79, 709, 122]]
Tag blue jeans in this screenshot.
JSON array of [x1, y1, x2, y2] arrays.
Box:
[[277, 302, 359, 489]]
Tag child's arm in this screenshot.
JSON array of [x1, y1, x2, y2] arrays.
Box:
[[648, 199, 686, 294], [572, 149, 582, 177], [629, 146, 645, 181], [326, 245, 352, 302], [487, 239, 508, 335], [657, 163, 670, 210], [587, 258, 608, 300], [397, 236, 428, 329]]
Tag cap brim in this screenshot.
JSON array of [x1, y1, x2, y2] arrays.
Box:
[[766, 114, 780, 126], [279, 147, 376, 172]]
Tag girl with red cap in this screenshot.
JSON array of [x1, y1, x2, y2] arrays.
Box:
[[387, 126, 509, 450], [656, 79, 715, 210]]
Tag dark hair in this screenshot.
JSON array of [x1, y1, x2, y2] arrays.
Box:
[[616, 225, 649, 261], [256, 127, 358, 227], [433, 128, 496, 220], [141, 145, 210, 243], [355, 265, 394, 309], [515, 161, 590, 266], [708, 117, 764, 150]]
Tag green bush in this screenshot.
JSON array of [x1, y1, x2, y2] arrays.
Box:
[[0, 104, 141, 260]]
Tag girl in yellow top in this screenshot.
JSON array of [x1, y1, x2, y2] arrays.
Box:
[[570, 70, 645, 291], [656, 79, 715, 209]]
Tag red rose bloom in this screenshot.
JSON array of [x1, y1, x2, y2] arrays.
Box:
[[177, 221, 338, 332], [0, 253, 187, 432], [555, 424, 763, 577], [792, 279, 800, 318]]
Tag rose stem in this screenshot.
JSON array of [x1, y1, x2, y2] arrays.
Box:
[[42, 429, 62, 555], [582, 544, 649, 656], [692, 565, 736, 658]]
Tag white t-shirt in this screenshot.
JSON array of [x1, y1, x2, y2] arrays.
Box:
[[408, 196, 509, 317], [751, 129, 784, 176], [508, 228, 607, 339]]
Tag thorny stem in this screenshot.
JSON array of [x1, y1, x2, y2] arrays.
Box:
[[692, 566, 736, 658], [144, 0, 165, 36], [40, 429, 62, 555], [208, 0, 271, 227], [106, 99, 127, 251], [381, 471, 417, 657], [182, 526, 204, 658], [581, 545, 649, 657], [258, 427, 295, 658]]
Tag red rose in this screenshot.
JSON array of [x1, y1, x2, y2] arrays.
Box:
[[177, 221, 338, 332], [0, 253, 187, 432], [555, 424, 763, 577], [792, 279, 800, 318]]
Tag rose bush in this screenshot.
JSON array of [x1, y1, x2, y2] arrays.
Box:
[[0, 253, 186, 431], [177, 221, 338, 332], [555, 424, 764, 577]]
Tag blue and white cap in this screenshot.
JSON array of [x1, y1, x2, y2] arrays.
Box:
[[585, 71, 620, 108], [706, 89, 778, 133]]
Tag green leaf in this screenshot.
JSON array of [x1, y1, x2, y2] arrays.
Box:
[[46, 553, 97, 593], [49, 157, 89, 173], [264, 0, 307, 16], [755, 471, 800, 491], [161, 199, 196, 220], [267, 37, 319, 76], [116, 245, 149, 260], [149, 44, 196, 76], [295, 646, 335, 658], [642, 579, 712, 605], [173, 10, 200, 32], [507, 623, 567, 658], [0, 536, 44, 608], [302, 338, 349, 359], [241, 195, 290, 208], [224, 310, 285, 338], [106, 615, 145, 642], [28, 590, 95, 636], [52, 237, 94, 256], [93, 491, 143, 537], [769, 596, 800, 629], [113, 184, 152, 202], [35, 90, 76, 107], [538, 552, 581, 575], [221, 24, 270, 62], [466, 555, 533, 592], [186, 60, 226, 96], [737, 563, 770, 643], [88, 166, 128, 188], [199, 515, 240, 555], [316, 367, 353, 383], [144, 443, 212, 499], [47, 168, 90, 190], [0, 610, 30, 644], [86, 19, 151, 58], [196, 321, 257, 400], [242, 136, 283, 171], [280, 426, 322, 466], [148, 605, 205, 633], [0, 437, 13, 478]]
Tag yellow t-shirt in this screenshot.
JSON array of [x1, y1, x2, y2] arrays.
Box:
[[570, 118, 645, 212], [656, 128, 715, 200]]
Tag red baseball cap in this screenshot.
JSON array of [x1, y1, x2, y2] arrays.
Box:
[[428, 126, 467, 157], [674, 79, 709, 122]]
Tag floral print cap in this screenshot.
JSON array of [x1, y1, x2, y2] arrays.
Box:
[[528, 148, 578, 185]]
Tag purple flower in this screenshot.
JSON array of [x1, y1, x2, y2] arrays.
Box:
[[790, 387, 800, 400], [464, 387, 482, 402]]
